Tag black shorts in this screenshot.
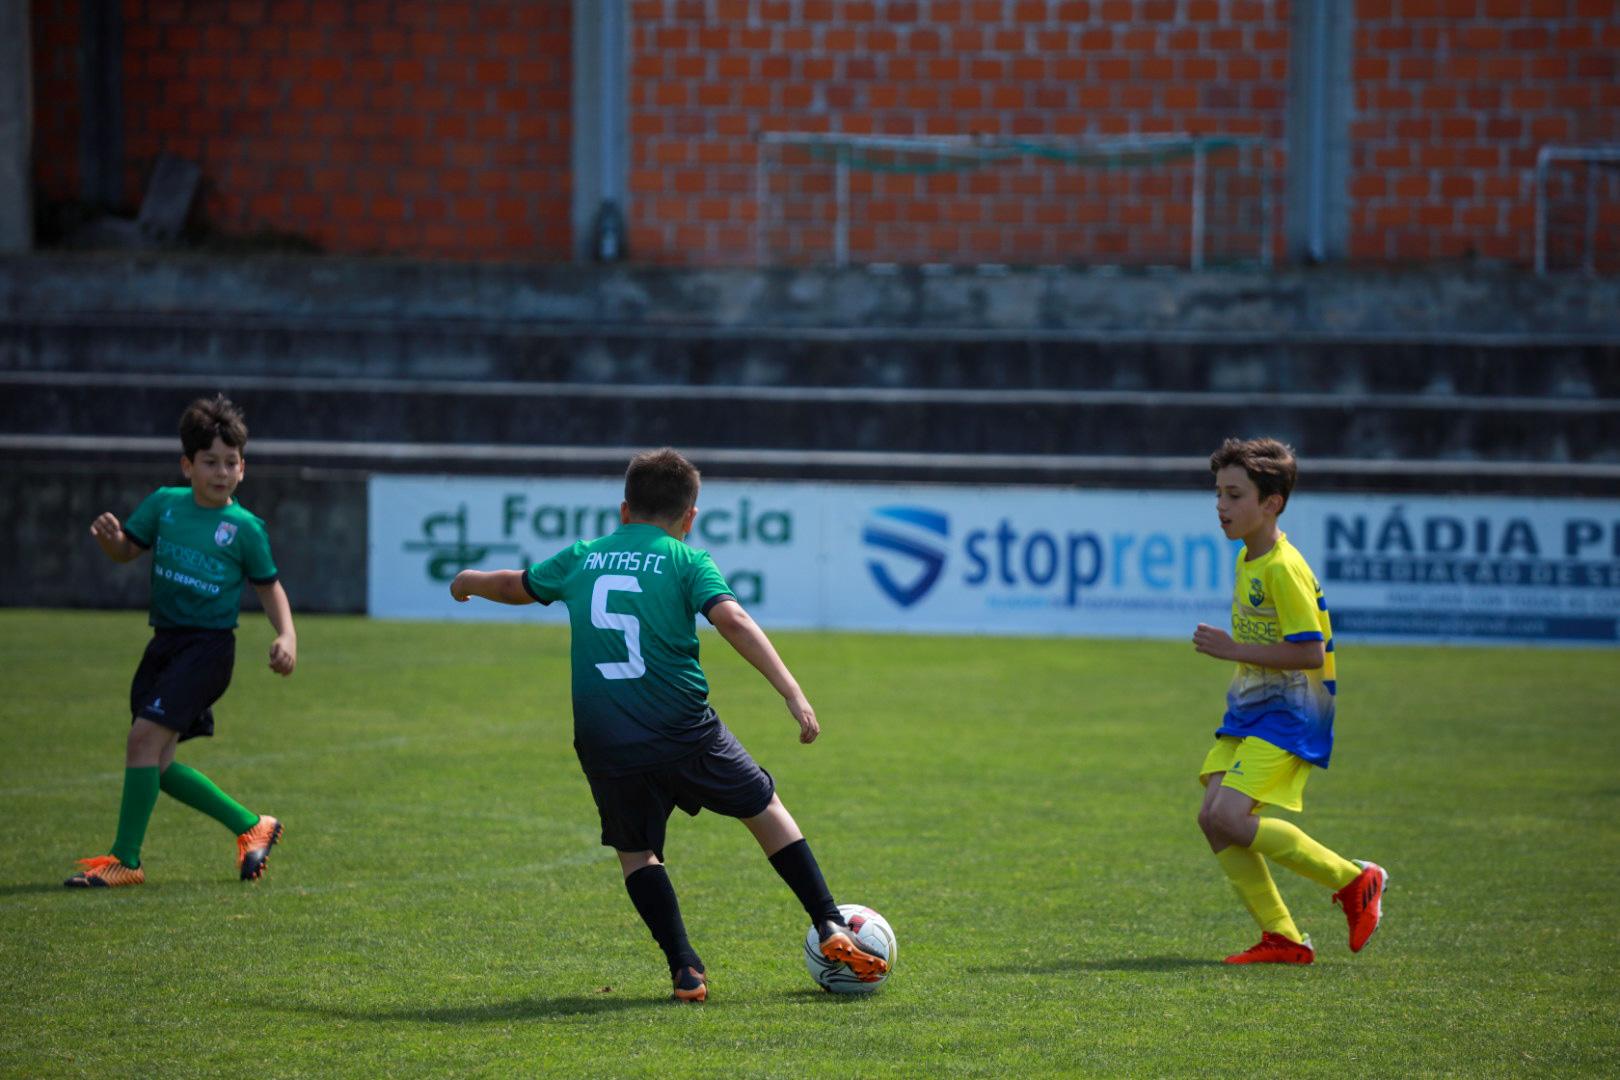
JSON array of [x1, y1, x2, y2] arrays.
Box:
[[586, 722, 776, 861], [129, 628, 236, 742]]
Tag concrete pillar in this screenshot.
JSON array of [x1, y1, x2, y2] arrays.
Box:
[[0, 0, 32, 251], [571, 0, 627, 263], [80, 0, 123, 208], [1286, 0, 1351, 263]]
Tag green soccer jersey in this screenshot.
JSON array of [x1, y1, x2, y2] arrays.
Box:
[[123, 487, 279, 630], [522, 523, 735, 776]]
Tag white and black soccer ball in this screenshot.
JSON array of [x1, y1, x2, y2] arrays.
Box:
[[803, 903, 896, 994]]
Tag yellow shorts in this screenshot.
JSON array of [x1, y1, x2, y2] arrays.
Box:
[[1200, 735, 1312, 813]]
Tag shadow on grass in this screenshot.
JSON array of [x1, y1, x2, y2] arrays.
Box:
[[0, 883, 72, 897], [979, 956, 1226, 974], [269, 993, 670, 1023], [776, 988, 878, 1004]]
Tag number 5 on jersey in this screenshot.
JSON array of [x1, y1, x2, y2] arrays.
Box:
[[592, 574, 645, 680]]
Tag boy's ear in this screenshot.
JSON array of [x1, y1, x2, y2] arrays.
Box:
[[620, 501, 631, 524], [680, 504, 698, 536], [179, 453, 193, 478], [1263, 492, 1285, 516]]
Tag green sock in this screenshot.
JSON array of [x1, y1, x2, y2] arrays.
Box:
[[110, 766, 161, 868], [160, 762, 259, 835]]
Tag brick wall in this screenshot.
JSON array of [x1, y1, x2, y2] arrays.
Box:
[[32, 0, 574, 259], [1351, 0, 1620, 270], [629, 0, 1291, 266], [29, 1, 1620, 268]]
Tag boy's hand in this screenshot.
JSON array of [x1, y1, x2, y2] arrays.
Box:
[[1193, 623, 1238, 660], [89, 511, 125, 545], [268, 634, 297, 676], [450, 571, 474, 602], [787, 693, 820, 744]]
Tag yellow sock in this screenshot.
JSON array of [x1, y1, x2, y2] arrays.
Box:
[[1251, 818, 1360, 890], [1215, 846, 1302, 943]]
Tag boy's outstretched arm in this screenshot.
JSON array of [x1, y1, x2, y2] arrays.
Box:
[[450, 569, 536, 606], [89, 512, 144, 563], [1192, 623, 1325, 670], [253, 580, 298, 676], [707, 599, 819, 744]]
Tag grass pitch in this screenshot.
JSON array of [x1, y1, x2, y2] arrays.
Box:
[[2, 610, 1617, 1078]]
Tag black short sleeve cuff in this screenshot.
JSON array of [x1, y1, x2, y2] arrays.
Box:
[[700, 593, 736, 619], [125, 530, 151, 549], [521, 573, 552, 605], [248, 573, 280, 586]]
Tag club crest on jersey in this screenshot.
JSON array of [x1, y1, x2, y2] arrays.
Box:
[[214, 522, 238, 547], [1247, 577, 1265, 607]]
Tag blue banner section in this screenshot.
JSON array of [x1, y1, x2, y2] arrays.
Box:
[[1333, 609, 1618, 642], [1326, 557, 1620, 589]]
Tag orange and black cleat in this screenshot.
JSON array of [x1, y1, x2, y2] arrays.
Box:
[[1333, 860, 1388, 953], [818, 923, 889, 983], [671, 966, 707, 1003], [236, 815, 282, 881], [64, 855, 146, 888], [1224, 931, 1315, 965]]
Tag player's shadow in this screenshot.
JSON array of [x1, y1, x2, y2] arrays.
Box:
[[777, 988, 874, 1004], [979, 956, 1225, 974], [271, 994, 665, 1023], [0, 883, 70, 897]]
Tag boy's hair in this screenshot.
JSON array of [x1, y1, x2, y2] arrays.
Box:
[[625, 448, 701, 522], [1210, 437, 1298, 513], [179, 395, 248, 458]]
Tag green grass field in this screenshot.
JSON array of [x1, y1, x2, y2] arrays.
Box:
[[2, 610, 1617, 1078]]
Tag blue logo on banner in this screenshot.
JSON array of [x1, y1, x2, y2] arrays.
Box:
[[863, 506, 949, 608]]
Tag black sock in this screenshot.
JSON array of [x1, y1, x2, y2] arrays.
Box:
[[768, 838, 841, 931], [624, 864, 702, 975]]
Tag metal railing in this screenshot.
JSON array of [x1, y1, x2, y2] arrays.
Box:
[[754, 132, 1276, 270], [1534, 144, 1620, 276]]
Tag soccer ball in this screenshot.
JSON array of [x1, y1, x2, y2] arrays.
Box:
[[803, 903, 896, 994]]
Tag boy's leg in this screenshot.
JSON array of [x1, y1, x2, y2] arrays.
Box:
[[745, 795, 888, 981], [618, 851, 705, 999], [744, 795, 837, 928], [1248, 818, 1360, 891], [66, 719, 174, 886], [112, 719, 177, 867], [1199, 777, 1305, 946], [159, 759, 282, 880], [160, 762, 258, 835]]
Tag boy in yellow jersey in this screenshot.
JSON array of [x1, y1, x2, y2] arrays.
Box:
[[1192, 437, 1387, 964]]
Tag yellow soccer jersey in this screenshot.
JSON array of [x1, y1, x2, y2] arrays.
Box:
[[1216, 532, 1338, 767]]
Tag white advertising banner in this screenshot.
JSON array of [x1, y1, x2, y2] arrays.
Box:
[[369, 476, 1620, 645]]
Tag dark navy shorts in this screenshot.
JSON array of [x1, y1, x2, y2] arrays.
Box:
[[129, 628, 236, 742], [585, 722, 776, 861]]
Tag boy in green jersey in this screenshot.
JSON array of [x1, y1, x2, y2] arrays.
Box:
[[65, 395, 295, 888], [451, 448, 886, 1002]]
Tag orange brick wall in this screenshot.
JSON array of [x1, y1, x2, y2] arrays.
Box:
[[32, 0, 574, 259], [1350, 0, 1620, 269], [628, 0, 1291, 266], [29, 1, 1620, 268]]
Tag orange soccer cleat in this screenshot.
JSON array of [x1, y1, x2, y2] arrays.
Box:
[[671, 966, 708, 1003], [235, 815, 282, 881], [819, 925, 890, 983], [1224, 931, 1315, 965], [1333, 860, 1388, 953], [64, 855, 146, 888]]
